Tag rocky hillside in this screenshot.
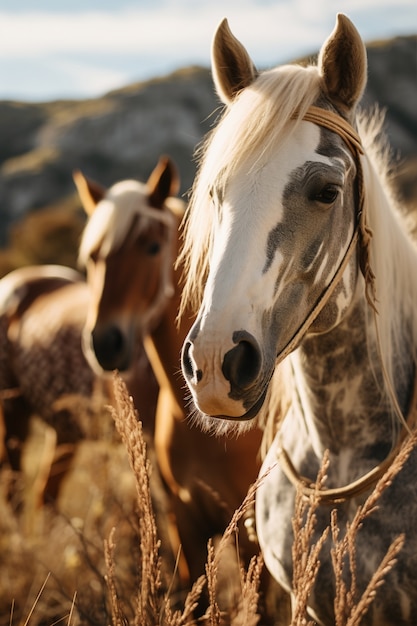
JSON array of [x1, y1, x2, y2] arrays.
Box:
[[0, 35, 416, 250]]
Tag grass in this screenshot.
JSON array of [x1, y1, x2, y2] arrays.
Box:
[[289, 443, 413, 626], [0, 374, 415, 625]]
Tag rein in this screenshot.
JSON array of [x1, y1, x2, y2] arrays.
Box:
[[276, 105, 413, 505], [277, 376, 417, 504]]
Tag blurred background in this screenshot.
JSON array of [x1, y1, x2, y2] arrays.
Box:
[[0, 0, 416, 273]]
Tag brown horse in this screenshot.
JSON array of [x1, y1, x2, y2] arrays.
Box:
[[0, 202, 160, 500], [75, 157, 268, 608], [0, 268, 86, 473]]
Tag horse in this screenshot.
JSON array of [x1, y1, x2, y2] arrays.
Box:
[[0, 267, 95, 475], [179, 14, 417, 625], [75, 157, 274, 614], [0, 184, 162, 500]]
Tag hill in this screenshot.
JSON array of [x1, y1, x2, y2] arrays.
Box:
[[0, 35, 416, 252]]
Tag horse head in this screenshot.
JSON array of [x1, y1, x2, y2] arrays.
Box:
[[180, 15, 368, 429], [74, 157, 179, 374]]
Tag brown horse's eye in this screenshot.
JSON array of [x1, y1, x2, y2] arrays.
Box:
[[147, 241, 161, 256]]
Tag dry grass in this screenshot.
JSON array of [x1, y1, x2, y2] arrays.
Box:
[[1, 374, 416, 625], [290, 430, 417, 626], [291, 454, 331, 625], [0, 199, 84, 279], [109, 374, 264, 626]]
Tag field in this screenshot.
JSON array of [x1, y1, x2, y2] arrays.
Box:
[[1, 373, 415, 626], [0, 376, 287, 626], [1, 203, 417, 626]]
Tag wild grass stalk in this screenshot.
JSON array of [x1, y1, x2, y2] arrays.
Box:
[[3, 374, 416, 625], [290, 452, 330, 626], [111, 374, 163, 625], [111, 373, 264, 626], [290, 429, 417, 625]]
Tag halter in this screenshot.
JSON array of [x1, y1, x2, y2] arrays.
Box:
[[276, 106, 374, 366], [277, 376, 417, 504], [275, 105, 415, 505], [305, 106, 376, 311]]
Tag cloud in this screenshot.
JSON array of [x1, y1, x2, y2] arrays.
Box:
[[0, 7, 214, 58], [3, 1, 414, 60], [50, 58, 130, 96], [0, 0, 415, 100]]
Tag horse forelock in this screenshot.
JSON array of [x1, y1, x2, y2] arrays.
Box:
[[78, 179, 177, 267], [179, 63, 322, 318]]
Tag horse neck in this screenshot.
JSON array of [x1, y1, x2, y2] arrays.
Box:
[[291, 281, 415, 460], [145, 262, 190, 419]]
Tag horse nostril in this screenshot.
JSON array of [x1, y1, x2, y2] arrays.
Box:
[[182, 341, 203, 384], [222, 335, 262, 391]]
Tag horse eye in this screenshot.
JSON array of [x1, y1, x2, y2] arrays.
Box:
[[147, 241, 161, 256], [314, 185, 339, 205]]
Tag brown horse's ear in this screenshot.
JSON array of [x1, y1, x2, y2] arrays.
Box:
[[73, 170, 106, 216], [211, 18, 258, 104], [147, 156, 180, 208], [318, 14, 367, 113]]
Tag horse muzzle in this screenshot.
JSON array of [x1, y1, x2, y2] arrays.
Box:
[[181, 329, 268, 420], [83, 323, 134, 373]]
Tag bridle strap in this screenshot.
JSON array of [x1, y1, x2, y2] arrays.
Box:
[[275, 106, 399, 505], [302, 106, 364, 157], [276, 225, 360, 364], [303, 107, 376, 309], [277, 375, 417, 504], [276, 105, 367, 365]]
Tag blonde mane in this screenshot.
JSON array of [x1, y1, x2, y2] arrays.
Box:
[[358, 109, 417, 419]]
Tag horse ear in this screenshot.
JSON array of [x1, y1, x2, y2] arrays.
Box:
[[211, 18, 258, 104], [73, 170, 106, 216], [147, 156, 180, 208], [318, 14, 367, 113]]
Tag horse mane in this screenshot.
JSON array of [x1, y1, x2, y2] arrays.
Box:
[[79, 179, 185, 266], [357, 109, 417, 423]]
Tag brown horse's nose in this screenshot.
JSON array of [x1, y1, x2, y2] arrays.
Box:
[[92, 325, 130, 371], [222, 332, 262, 392]]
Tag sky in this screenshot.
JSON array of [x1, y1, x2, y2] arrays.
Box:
[[0, 0, 416, 102]]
